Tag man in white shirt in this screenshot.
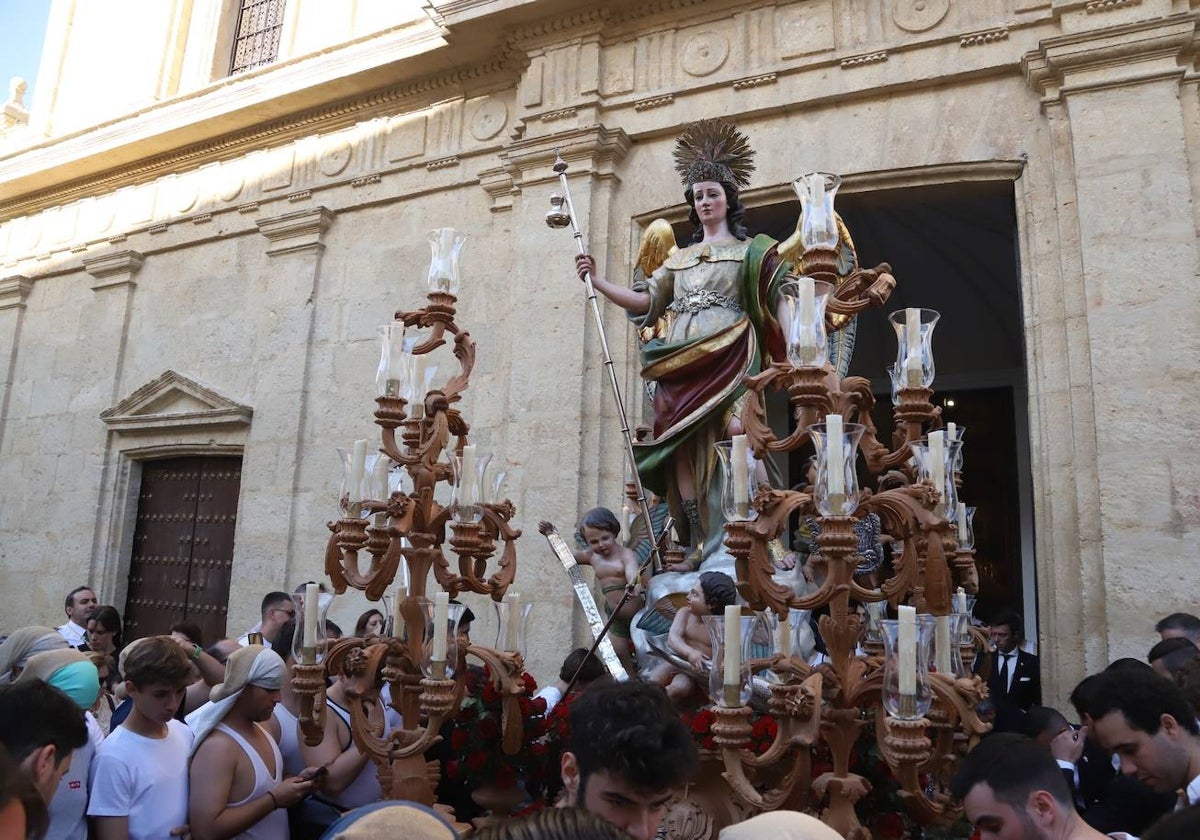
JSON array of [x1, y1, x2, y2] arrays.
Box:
[[1089, 668, 1200, 809], [56, 587, 97, 649], [88, 636, 195, 840], [236, 593, 296, 650]]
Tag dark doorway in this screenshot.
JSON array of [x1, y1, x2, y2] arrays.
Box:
[[124, 456, 241, 645], [744, 181, 1033, 629]]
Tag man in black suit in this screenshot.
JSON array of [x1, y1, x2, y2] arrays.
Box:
[[984, 609, 1040, 733]]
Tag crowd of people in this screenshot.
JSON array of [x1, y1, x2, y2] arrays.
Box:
[[2, 582, 1199, 840]]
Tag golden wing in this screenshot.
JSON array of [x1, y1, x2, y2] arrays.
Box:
[[637, 218, 678, 276], [635, 219, 678, 344]]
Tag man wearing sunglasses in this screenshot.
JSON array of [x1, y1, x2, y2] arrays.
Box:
[[237, 593, 296, 650]]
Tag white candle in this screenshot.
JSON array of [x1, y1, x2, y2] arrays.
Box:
[[898, 605, 916, 697], [929, 430, 945, 515], [731, 435, 749, 517], [349, 439, 368, 505], [459, 445, 476, 507], [503, 591, 521, 651], [826, 414, 845, 498], [904, 308, 922, 387], [956, 502, 968, 543], [935, 615, 952, 675], [798, 276, 816, 364], [947, 422, 957, 443], [776, 611, 792, 658], [954, 587, 967, 615], [371, 455, 390, 501], [432, 592, 449, 663], [723, 606, 742, 694], [302, 582, 319, 652]]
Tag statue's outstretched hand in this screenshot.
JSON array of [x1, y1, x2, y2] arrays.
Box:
[[575, 253, 596, 282]]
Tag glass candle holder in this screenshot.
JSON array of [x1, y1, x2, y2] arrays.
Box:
[[930, 612, 963, 677], [376, 324, 409, 397], [405, 352, 438, 418], [952, 592, 977, 640], [910, 434, 963, 518], [863, 601, 889, 643], [714, 437, 761, 521], [808, 419, 865, 516], [338, 442, 373, 518], [880, 614, 936, 720], [887, 308, 940, 390], [793, 172, 841, 250], [777, 277, 834, 368], [703, 609, 762, 707], [954, 504, 977, 550], [945, 424, 966, 471], [418, 601, 466, 679], [493, 597, 533, 658], [427, 228, 467, 295], [450, 447, 493, 524], [949, 613, 972, 678], [886, 363, 903, 407], [292, 592, 333, 665]]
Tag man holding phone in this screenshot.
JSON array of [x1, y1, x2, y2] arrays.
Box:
[[186, 645, 322, 840]]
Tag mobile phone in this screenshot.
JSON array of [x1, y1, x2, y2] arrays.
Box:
[[299, 766, 328, 782]]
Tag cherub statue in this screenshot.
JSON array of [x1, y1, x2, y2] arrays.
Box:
[[646, 571, 738, 704]]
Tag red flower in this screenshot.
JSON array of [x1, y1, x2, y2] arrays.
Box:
[[495, 763, 517, 787], [450, 729, 469, 751], [445, 759, 461, 780], [465, 752, 488, 772]]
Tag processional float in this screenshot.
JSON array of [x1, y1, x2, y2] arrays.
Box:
[[543, 142, 992, 837], [289, 127, 994, 840]]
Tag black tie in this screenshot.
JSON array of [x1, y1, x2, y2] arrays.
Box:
[[999, 653, 1012, 693]]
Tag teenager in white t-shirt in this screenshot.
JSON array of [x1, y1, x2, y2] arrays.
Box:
[[88, 637, 195, 840]]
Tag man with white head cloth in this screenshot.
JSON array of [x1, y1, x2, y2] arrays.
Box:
[[186, 645, 317, 840]]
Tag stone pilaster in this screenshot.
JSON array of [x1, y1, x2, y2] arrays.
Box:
[[1023, 14, 1200, 683], [83, 249, 145, 405], [0, 275, 33, 456], [226, 207, 334, 621]]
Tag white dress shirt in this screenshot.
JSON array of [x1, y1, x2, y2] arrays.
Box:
[[56, 621, 87, 648]]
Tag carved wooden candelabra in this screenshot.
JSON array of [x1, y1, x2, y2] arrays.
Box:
[[291, 231, 532, 826], [678, 187, 991, 838]]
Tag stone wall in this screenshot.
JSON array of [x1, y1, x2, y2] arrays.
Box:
[[2, 0, 1199, 694]]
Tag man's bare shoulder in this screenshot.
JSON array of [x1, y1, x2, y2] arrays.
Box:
[[191, 728, 242, 765]]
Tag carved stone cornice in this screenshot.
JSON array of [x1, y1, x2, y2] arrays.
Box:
[[0, 274, 32, 310], [256, 207, 336, 257], [83, 249, 145, 291], [101, 369, 252, 433], [1023, 14, 1198, 104], [497, 125, 631, 186]]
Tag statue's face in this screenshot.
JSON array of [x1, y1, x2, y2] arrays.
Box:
[[691, 181, 727, 225]]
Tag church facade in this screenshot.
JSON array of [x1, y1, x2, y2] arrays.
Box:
[[1, 0, 1197, 696]]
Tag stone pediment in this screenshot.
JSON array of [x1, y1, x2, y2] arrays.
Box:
[[101, 370, 252, 433]]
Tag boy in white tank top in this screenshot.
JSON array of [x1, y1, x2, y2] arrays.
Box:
[[186, 646, 319, 840]]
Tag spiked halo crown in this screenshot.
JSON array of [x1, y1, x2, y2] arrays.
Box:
[[673, 118, 756, 190]]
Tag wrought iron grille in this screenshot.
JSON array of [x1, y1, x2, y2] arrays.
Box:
[[229, 0, 287, 75]]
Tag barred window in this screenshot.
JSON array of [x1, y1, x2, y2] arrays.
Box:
[[229, 0, 287, 75]]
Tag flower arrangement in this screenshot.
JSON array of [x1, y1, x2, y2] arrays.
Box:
[[680, 707, 779, 755], [441, 667, 556, 796]]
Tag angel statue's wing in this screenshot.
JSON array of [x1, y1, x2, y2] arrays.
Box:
[[634, 219, 678, 345]]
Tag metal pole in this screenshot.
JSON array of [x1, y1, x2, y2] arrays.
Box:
[[549, 150, 666, 576]]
